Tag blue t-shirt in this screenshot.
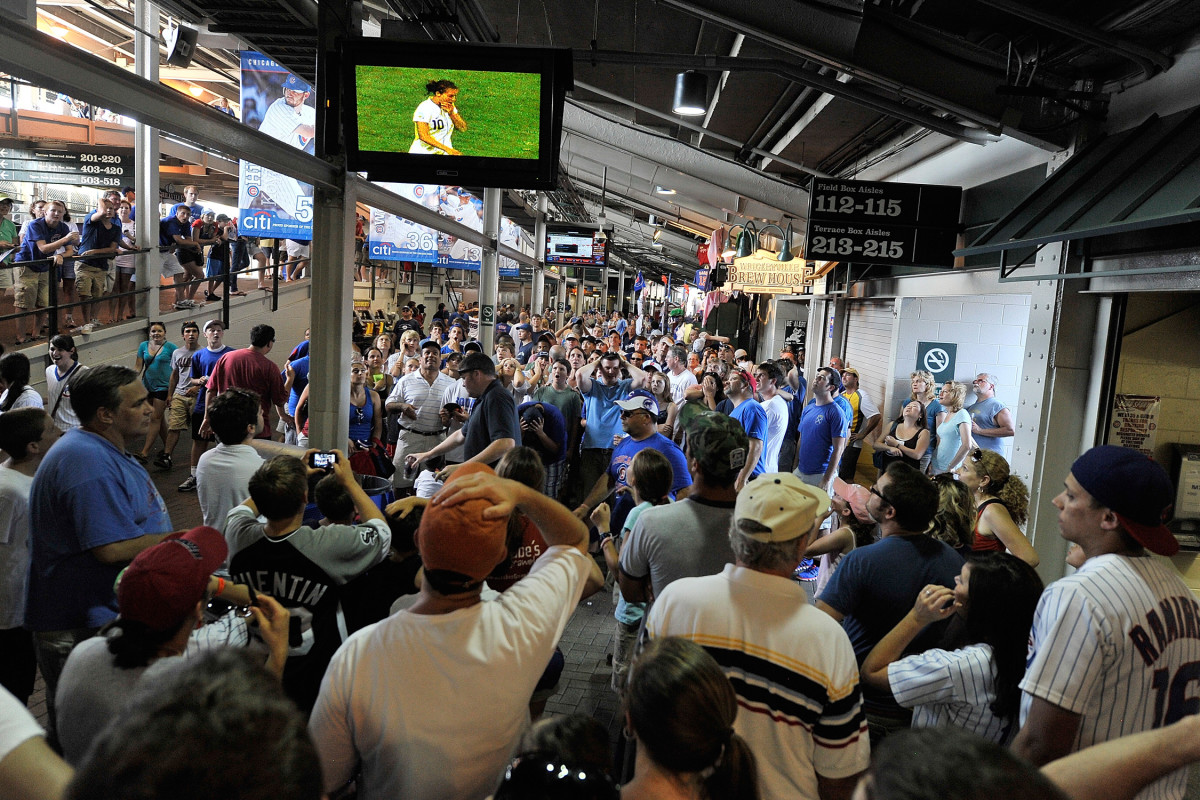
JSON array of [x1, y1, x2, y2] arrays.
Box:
[[190, 346, 234, 415], [968, 397, 1007, 453], [25, 429, 173, 630], [729, 398, 769, 476], [168, 201, 206, 220], [518, 401, 568, 466], [286, 355, 310, 415], [817, 535, 964, 712], [797, 400, 850, 475], [581, 377, 634, 450], [18, 218, 71, 272], [159, 215, 192, 248], [78, 215, 123, 268], [607, 432, 691, 537]]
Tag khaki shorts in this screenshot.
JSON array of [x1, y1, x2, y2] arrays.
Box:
[[161, 252, 184, 278], [76, 265, 108, 299], [15, 267, 49, 309], [167, 393, 196, 431]]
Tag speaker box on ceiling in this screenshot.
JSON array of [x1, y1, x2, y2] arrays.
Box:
[[164, 24, 198, 68]]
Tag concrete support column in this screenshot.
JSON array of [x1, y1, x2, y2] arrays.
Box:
[[617, 269, 626, 315], [307, 181, 355, 451], [600, 269, 609, 315], [477, 188, 501, 353], [556, 274, 566, 327], [532, 193, 547, 316], [133, 0, 160, 317], [1010, 242, 1109, 585]]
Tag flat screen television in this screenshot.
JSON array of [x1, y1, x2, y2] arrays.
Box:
[[545, 222, 610, 268], [341, 39, 572, 189]]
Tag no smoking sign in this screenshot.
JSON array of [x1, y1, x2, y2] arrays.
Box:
[[916, 341, 957, 381]]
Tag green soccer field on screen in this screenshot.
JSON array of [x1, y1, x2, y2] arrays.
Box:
[[355, 65, 542, 159]]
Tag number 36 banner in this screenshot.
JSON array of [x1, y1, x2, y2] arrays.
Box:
[[238, 52, 315, 239], [369, 184, 522, 276]]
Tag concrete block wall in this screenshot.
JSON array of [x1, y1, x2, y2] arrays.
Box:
[[891, 293, 1031, 460]]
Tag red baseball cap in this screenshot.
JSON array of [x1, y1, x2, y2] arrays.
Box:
[[117, 526, 227, 632]]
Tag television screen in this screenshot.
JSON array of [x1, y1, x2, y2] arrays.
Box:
[[342, 40, 571, 190], [545, 223, 609, 268]]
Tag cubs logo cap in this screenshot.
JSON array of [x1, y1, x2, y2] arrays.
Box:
[[282, 74, 311, 93], [1070, 445, 1178, 556], [615, 389, 660, 418], [735, 473, 830, 542]]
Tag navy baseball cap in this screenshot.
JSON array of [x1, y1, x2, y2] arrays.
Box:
[[615, 389, 660, 418], [514, 323, 532, 332], [282, 74, 311, 93], [1070, 445, 1178, 556]]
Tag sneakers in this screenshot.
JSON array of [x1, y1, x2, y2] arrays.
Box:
[[81, 321, 98, 334], [178, 475, 198, 492], [205, 292, 219, 301], [153, 452, 173, 470], [174, 299, 194, 310], [794, 558, 819, 582]]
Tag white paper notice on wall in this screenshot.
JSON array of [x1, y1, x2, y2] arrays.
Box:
[[1108, 394, 1160, 457], [1177, 453, 1200, 521]]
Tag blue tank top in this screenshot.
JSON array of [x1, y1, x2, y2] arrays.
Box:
[[349, 393, 374, 442]]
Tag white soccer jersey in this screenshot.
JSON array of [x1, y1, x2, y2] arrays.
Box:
[[409, 98, 454, 154], [1019, 553, 1200, 800], [258, 97, 316, 150]]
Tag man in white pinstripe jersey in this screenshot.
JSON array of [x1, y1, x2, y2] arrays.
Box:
[[1013, 445, 1198, 800]]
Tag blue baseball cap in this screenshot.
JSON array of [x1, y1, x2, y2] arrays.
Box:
[[282, 74, 311, 94], [1070, 445, 1178, 555], [615, 389, 659, 418]]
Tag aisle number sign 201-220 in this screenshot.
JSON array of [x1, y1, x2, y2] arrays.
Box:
[[805, 178, 962, 268]]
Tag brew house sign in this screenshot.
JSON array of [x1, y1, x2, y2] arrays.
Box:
[[727, 250, 812, 295]]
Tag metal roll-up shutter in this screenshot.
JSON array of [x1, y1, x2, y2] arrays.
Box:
[[842, 299, 898, 421]]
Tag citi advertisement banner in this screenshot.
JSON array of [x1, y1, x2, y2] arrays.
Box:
[[238, 52, 315, 240], [367, 184, 522, 275]]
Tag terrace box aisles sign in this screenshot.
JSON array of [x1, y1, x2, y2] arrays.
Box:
[[805, 178, 961, 268]]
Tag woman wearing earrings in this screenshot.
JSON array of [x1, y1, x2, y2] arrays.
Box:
[[957, 448, 1039, 567]]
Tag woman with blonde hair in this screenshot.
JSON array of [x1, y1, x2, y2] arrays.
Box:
[[957, 448, 1038, 566], [647, 371, 678, 438], [932, 381, 972, 474], [908, 370, 938, 473]]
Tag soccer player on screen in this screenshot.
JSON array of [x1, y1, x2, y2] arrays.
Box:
[[410, 80, 467, 155]]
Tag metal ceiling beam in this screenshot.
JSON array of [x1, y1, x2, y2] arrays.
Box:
[[582, 48, 998, 146], [0, 23, 340, 189], [650, 0, 1064, 147], [572, 83, 826, 178], [563, 102, 812, 220], [697, 33, 744, 147]]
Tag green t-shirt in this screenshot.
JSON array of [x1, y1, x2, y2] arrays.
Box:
[[0, 218, 16, 248], [532, 385, 582, 429]]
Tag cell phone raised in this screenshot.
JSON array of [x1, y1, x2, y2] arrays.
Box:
[[308, 451, 338, 470]]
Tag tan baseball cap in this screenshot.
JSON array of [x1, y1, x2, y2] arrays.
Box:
[[735, 473, 830, 542]]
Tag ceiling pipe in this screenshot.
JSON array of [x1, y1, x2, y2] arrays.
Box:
[[578, 50, 998, 145], [973, 0, 1172, 81]]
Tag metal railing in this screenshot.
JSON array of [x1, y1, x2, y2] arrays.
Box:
[[0, 244, 306, 345]]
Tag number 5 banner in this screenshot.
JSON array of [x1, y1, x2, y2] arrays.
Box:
[[238, 51, 315, 239]]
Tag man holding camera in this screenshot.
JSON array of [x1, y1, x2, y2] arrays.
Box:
[[225, 450, 390, 713]]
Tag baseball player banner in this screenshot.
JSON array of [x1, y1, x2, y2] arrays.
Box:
[[369, 183, 440, 262], [498, 216, 521, 278], [238, 51, 315, 239]]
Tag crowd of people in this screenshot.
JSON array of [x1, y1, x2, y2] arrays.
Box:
[[0, 301, 1196, 800], [0, 187, 315, 347]]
